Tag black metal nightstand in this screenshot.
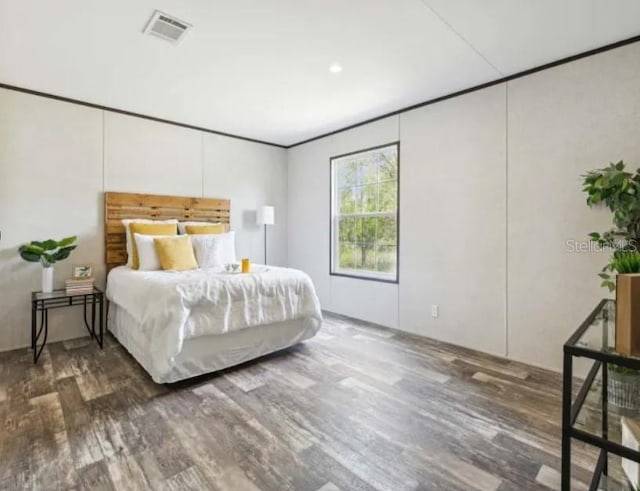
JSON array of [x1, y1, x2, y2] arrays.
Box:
[[31, 287, 104, 363]]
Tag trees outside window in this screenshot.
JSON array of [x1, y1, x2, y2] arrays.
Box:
[[330, 143, 398, 282]]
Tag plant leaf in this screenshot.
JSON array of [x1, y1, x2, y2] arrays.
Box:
[[23, 244, 44, 255], [57, 236, 77, 247], [19, 250, 41, 262], [40, 239, 58, 251], [52, 245, 76, 261]]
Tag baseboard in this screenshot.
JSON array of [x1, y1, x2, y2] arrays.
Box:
[[321, 309, 394, 331], [0, 332, 92, 354], [322, 308, 561, 375]]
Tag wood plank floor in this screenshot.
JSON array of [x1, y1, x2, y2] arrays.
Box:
[[0, 313, 597, 490]]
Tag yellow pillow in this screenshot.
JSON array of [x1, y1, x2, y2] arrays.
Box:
[[154, 236, 198, 271], [185, 224, 226, 235], [129, 222, 177, 270]]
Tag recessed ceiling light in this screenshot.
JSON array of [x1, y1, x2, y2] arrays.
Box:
[[329, 63, 343, 74]]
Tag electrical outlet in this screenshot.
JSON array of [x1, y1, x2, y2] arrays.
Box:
[[431, 305, 439, 318]]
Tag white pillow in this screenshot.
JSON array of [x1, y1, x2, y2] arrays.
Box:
[[122, 219, 178, 267], [190, 235, 225, 269], [219, 231, 237, 264], [190, 231, 236, 265], [134, 234, 183, 271], [177, 221, 222, 235]]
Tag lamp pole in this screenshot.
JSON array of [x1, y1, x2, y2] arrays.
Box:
[[264, 224, 268, 264], [258, 205, 274, 266]]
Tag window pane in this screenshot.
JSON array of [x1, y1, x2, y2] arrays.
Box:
[[377, 216, 397, 245], [337, 159, 359, 188], [338, 187, 358, 214], [361, 184, 377, 213], [361, 217, 377, 272], [338, 243, 357, 270], [344, 242, 375, 271], [360, 216, 377, 244], [351, 244, 363, 270], [360, 159, 378, 186], [377, 150, 398, 181], [361, 243, 376, 270], [338, 217, 357, 243], [376, 245, 396, 273], [378, 181, 397, 212]]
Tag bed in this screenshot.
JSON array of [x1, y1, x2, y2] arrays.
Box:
[[104, 192, 322, 383]]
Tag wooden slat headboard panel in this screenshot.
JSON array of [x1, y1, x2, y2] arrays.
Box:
[[104, 192, 230, 272]]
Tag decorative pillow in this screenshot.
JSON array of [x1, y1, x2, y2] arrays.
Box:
[[122, 219, 178, 267], [195, 232, 238, 264], [177, 230, 235, 264], [154, 236, 198, 271], [177, 221, 222, 234], [134, 234, 182, 271], [190, 234, 225, 269], [185, 224, 226, 235], [129, 222, 178, 270], [218, 231, 237, 264]]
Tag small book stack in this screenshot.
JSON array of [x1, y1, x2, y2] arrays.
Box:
[[65, 277, 94, 295]]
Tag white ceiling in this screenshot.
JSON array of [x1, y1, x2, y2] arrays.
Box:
[[0, 0, 638, 146]]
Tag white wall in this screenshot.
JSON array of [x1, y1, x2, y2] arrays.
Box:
[[287, 138, 331, 307], [0, 88, 287, 352], [288, 42, 640, 372], [507, 42, 640, 369], [203, 134, 288, 266], [104, 113, 203, 197], [288, 117, 400, 328], [0, 90, 103, 352], [399, 85, 507, 357]]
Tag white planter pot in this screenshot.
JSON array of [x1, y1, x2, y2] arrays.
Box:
[[41, 266, 53, 293]]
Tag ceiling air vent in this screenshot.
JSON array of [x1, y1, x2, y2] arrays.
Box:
[[143, 10, 191, 44]]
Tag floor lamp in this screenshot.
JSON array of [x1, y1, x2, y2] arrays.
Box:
[[257, 206, 275, 264]]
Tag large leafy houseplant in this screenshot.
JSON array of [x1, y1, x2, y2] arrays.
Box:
[[18, 236, 77, 267], [583, 161, 640, 291], [584, 162, 640, 395]]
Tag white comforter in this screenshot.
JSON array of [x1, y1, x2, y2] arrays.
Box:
[[106, 265, 322, 367]]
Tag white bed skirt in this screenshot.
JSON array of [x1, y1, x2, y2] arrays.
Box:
[[108, 302, 320, 383]]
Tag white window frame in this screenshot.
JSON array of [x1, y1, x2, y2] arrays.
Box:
[[330, 142, 399, 283]]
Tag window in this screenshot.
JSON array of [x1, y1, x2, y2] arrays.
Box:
[[330, 143, 399, 282]]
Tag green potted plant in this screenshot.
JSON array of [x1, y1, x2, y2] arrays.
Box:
[[18, 236, 77, 293], [583, 162, 640, 357], [583, 161, 640, 259]]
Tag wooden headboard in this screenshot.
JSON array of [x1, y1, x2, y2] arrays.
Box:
[[104, 192, 230, 272]]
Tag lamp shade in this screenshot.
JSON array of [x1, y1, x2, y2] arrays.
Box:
[[257, 206, 275, 225]]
